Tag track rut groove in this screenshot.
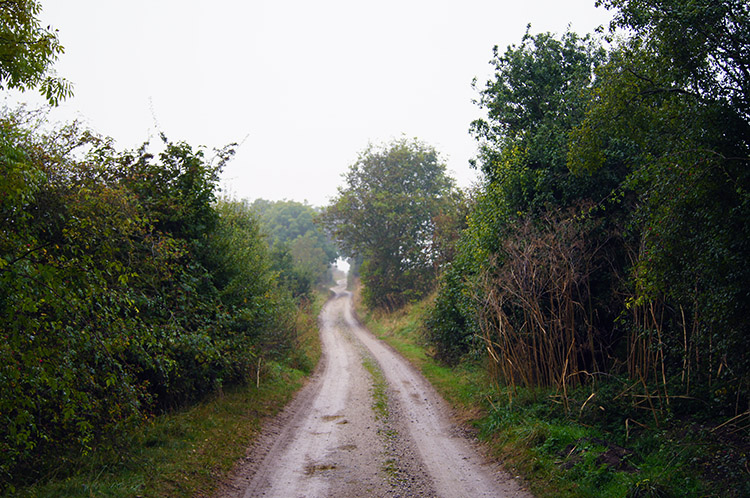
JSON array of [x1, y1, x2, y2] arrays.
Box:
[[214, 283, 530, 498]]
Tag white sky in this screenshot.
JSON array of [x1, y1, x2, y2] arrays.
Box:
[[7, 0, 614, 207]]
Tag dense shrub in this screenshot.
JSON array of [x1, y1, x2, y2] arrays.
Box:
[[427, 2, 750, 420], [0, 110, 297, 488]]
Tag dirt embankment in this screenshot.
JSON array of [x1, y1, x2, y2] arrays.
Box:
[[214, 284, 531, 498]]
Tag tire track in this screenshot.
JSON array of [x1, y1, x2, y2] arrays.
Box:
[[214, 283, 530, 498]]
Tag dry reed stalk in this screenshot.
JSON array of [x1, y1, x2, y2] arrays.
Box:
[[476, 208, 603, 407]]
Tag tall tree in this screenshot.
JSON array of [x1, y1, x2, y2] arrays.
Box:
[[598, 0, 750, 124], [427, 31, 620, 364], [320, 137, 454, 309], [470, 29, 614, 213]]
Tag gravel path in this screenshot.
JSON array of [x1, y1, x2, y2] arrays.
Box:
[[214, 283, 531, 498]]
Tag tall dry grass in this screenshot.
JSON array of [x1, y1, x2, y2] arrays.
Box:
[[623, 239, 742, 423], [478, 210, 746, 423], [476, 208, 605, 407]]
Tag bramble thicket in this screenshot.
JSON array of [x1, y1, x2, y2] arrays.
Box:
[[1, 2, 336, 485]]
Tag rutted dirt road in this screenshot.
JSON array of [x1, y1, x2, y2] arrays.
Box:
[[215, 283, 531, 498]]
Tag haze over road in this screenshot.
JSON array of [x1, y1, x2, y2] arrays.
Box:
[[216, 283, 531, 497]]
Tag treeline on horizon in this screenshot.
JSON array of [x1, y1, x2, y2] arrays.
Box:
[[323, 0, 749, 449]]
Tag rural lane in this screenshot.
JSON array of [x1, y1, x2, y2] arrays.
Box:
[[215, 282, 531, 497]]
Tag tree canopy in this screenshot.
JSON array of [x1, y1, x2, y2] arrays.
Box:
[[0, 0, 72, 104], [320, 137, 455, 308], [250, 199, 339, 298], [599, 0, 750, 124]]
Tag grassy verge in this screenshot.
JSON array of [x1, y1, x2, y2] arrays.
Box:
[[355, 288, 748, 498], [355, 291, 491, 421], [9, 291, 328, 498]]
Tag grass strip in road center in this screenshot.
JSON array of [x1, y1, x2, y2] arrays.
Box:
[[362, 356, 389, 422], [362, 354, 410, 487]]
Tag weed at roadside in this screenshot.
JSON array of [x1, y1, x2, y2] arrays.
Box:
[[6, 364, 305, 498], [355, 289, 747, 498]]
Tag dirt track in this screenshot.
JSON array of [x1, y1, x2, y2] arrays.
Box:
[[215, 283, 531, 498]]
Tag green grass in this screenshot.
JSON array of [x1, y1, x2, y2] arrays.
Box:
[[354, 289, 746, 498], [9, 364, 305, 498], [362, 356, 389, 422], [361, 348, 407, 486], [7, 291, 328, 498]]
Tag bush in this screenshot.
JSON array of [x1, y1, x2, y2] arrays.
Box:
[[0, 111, 297, 490]]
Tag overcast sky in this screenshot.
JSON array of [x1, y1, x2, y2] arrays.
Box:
[[8, 1, 614, 207]]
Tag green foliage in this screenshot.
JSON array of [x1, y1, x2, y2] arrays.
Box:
[[470, 30, 609, 199], [470, 29, 628, 215], [430, 1, 749, 422], [250, 199, 337, 260], [599, 0, 750, 123], [0, 108, 298, 490], [428, 31, 624, 365], [424, 262, 479, 364], [206, 200, 271, 309], [367, 295, 747, 497], [0, 0, 72, 104], [320, 137, 455, 309], [424, 199, 486, 363], [250, 199, 339, 298], [7, 361, 309, 498], [569, 0, 750, 411]]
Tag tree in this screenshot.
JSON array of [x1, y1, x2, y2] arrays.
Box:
[[320, 137, 454, 309], [470, 29, 617, 213], [569, 0, 750, 411], [250, 199, 339, 296], [427, 31, 622, 364], [0, 0, 72, 104], [598, 0, 750, 124]]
